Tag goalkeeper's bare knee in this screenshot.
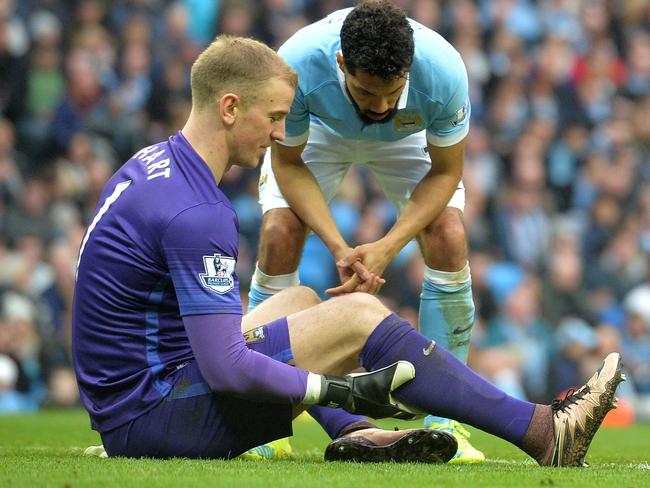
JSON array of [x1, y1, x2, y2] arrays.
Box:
[[330, 292, 391, 339]]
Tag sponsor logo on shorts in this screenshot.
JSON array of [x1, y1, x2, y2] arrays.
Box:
[[199, 253, 236, 294]]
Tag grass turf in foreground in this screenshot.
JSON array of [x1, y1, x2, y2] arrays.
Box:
[[1, 409, 649, 488]]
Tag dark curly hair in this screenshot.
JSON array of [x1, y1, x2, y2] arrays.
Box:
[[340, 1, 414, 81]]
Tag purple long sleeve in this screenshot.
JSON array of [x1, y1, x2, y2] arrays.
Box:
[[183, 314, 308, 404]]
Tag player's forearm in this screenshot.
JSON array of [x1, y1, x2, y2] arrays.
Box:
[[184, 314, 309, 404], [383, 171, 461, 255], [274, 162, 349, 258]]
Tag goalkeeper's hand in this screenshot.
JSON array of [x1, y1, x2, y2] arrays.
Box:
[[314, 361, 425, 420]]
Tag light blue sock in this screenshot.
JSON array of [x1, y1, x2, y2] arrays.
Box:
[[247, 264, 300, 313], [247, 286, 274, 312], [419, 263, 475, 428]]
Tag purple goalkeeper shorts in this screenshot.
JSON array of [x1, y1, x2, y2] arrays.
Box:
[[101, 317, 294, 459]]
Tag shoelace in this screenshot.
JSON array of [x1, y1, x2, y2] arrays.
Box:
[[551, 386, 590, 415]]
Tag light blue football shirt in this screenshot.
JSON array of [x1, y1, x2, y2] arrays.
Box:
[[278, 8, 470, 148]]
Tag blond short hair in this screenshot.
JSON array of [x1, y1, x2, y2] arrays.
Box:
[[190, 35, 297, 111]]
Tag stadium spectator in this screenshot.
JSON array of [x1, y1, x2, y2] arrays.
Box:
[[621, 285, 650, 394], [0, 290, 43, 410], [0, 353, 34, 413], [20, 10, 65, 155], [473, 274, 555, 402], [0, 11, 28, 126], [0, 118, 27, 203], [553, 318, 599, 392], [50, 48, 112, 155], [493, 181, 552, 271], [108, 42, 153, 158], [37, 241, 78, 383], [540, 231, 593, 327], [2, 179, 55, 247], [181, 0, 220, 45]]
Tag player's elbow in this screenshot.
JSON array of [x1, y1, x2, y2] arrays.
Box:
[[205, 371, 264, 400], [202, 371, 235, 395]]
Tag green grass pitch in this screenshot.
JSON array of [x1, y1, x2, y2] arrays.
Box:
[[1, 409, 649, 487]]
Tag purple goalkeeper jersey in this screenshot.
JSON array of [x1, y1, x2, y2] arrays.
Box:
[[72, 132, 243, 432]]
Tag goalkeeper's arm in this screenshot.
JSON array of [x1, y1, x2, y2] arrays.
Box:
[[184, 314, 420, 419]]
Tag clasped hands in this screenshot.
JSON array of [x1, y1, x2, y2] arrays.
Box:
[[326, 240, 394, 296]]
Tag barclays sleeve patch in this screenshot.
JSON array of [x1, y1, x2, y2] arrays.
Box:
[[199, 253, 236, 294]]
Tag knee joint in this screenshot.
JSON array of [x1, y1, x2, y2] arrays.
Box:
[[427, 219, 466, 250], [293, 286, 321, 307]]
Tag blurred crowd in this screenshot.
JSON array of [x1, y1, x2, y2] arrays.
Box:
[[0, 0, 648, 421]]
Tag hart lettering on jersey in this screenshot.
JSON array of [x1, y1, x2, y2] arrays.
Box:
[[134, 144, 172, 180]]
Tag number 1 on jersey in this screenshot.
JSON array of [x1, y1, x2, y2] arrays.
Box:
[[76, 180, 133, 277]]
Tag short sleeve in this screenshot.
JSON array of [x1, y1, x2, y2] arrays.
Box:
[[426, 73, 471, 147], [161, 203, 243, 316], [278, 40, 311, 146], [281, 83, 310, 146]]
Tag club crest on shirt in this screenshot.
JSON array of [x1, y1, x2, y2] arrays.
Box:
[[395, 111, 424, 132], [199, 254, 236, 294]]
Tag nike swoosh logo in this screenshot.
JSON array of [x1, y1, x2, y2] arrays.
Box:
[[422, 341, 436, 356], [452, 324, 474, 334]]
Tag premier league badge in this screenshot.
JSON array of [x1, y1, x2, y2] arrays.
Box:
[[451, 101, 468, 127], [199, 253, 236, 294]]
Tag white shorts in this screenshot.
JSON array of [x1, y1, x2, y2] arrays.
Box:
[[258, 124, 465, 215]]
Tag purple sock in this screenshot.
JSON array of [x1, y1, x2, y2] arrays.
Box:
[[360, 314, 535, 445], [307, 406, 368, 439]]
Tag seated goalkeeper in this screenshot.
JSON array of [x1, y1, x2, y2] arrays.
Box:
[[72, 35, 624, 465]]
